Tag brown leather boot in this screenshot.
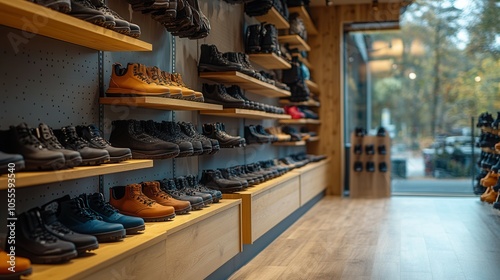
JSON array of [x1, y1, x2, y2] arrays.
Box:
[[0, 250, 32, 278], [481, 171, 499, 188], [481, 186, 493, 202], [106, 63, 171, 96], [484, 187, 498, 204], [109, 184, 176, 222], [142, 181, 192, 215], [145, 66, 183, 96]]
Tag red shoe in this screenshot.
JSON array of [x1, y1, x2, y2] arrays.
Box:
[[285, 106, 305, 119]]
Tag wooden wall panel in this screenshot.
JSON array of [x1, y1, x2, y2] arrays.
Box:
[[309, 3, 402, 196]]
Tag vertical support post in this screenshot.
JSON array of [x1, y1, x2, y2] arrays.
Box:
[[98, 50, 104, 194]]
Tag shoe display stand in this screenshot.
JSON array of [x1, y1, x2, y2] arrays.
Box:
[[279, 119, 321, 124], [0, 159, 152, 189], [200, 108, 291, 120], [223, 159, 329, 244], [288, 6, 319, 35], [0, 0, 151, 51], [99, 96, 223, 111], [277, 34, 312, 51], [0, 1, 331, 279], [349, 134, 391, 198], [199, 71, 291, 97], [29, 199, 242, 280], [248, 53, 292, 70]]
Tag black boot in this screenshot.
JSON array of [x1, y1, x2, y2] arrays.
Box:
[[245, 24, 262, 53], [202, 123, 246, 148], [54, 126, 110, 166], [198, 44, 242, 72], [35, 123, 83, 168], [199, 169, 243, 193], [15, 208, 77, 263], [202, 84, 246, 108], [76, 124, 132, 163], [109, 119, 180, 159], [140, 120, 194, 157], [261, 23, 280, 56], [178, 122, 214, 155]]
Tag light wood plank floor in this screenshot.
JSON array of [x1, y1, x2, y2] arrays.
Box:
[[229, 196, 500, 280]]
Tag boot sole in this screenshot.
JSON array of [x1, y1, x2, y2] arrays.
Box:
[[142, 213, 176, 222], [131, 150, 180, 159], [175, 150, 195, 157], [93, 229, 126, 243], [174, 205, 192, 215], [63, 156, 83, 168], [16, 247, 77, 264], [191, 201, 205, 210], [80, 155, 110, 166], [0, 267, 33, 279], [125, 224, 146, 235], [0, 158, 25, 173], [198, 63, 241, 72], [76, 242, 100, 255], [108, 153, 133, 163], [106, 91, 169, 97]]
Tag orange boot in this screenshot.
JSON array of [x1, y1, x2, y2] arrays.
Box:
[[481, 186, 492, 202], [169, 72, 198, 101], [106, 63, 170, 96], [484, 187, 499, 204], [481, 171, 499, 188], [0, 250, 32, 279]]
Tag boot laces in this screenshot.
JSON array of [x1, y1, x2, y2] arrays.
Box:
[[91, 196, 117, 216], [88, 126, 110, 147], [17, 126, 45, 149], [49, 221, 73, 234], [32, 227, 58, 243], [71, 200, 97, 221], [63, 129, 88, 150], [135, 195, 154, 206], [133, 65, 152, 84]]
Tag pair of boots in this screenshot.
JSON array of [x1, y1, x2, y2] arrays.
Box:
[[32, 0, 141, 37], [245, 23, 280, 57]]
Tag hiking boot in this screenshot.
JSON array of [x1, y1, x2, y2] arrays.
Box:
[[245, 24, 262, 53], [76, 124, 132, 163], [261, 23, 280, 55], [178, 122, 213, 155], [56, 195, 126, 242], [145, 66, 181, 97], [170, 72, 199, 101], [89, 0, 134, 35], [202, 122, 246, 148], [198, 44, 242, 72], [245, 125, 272, 144], [185, 174, 222, 203], [225, 85, 257, 110], [175, 176, 213, 206], [82, 193, 146, 234], [15, 208, 77, 263], [140, 120, 194, 157], [110, 184, 176, 221], [68, 0, 107, 26], [39, 202, 99, 254], [0, 250, 32, 279], [0, 151, 24, 174], [223, 52, 254, 77], [32, 0, 71, 13], [142, 181, 192, 214], [202, 84, 246, 108], [159, 178, 205, 210], [285, 106, 305, 119], [7, 123, 66, 170], [199, 169, 243, 193], [54, 126, 110, 165], [35, 123, 83, 168], [71, 0, 114, 28], [109, 120, 180, 159], [106, 63, 170, 97], [218, 168, 249, 187]]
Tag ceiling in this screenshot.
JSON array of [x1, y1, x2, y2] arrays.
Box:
[[310, 0, 410, 6]]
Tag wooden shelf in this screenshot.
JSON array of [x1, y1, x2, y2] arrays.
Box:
[[200, 108, 291, 120], [279, 119, 321, 125], [223, 172, 300, 244], [0, 0, 152, 51], [305, 80, 320, 94], [279, 99, 320, 107], [254, 7, 290, 29], [248, 53, 292, 70], [199, 71, 291, 98], [0, 160, 153, 189], [307, 136, 320, 142], [99, 97, 223, 111], [291, 159, 330, 206], [30, 199, 242, 280], [278, 35, 311, 51], [273, 141, 306, 146], [289, 6, 318, 35], [292, 53, 314, 70]]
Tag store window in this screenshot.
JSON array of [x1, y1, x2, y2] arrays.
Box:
[[344, 0, 499, 195]]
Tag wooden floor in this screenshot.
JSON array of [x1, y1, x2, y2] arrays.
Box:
[[229, 196, 500, 280]]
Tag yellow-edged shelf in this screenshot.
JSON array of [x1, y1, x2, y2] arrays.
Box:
[[278, 35, 311, 51], [99, 97, 223, 111], [248, 53, 292, 70], [0, 159, 153, 189], [273, 141, 306, 146], [30, 199, 241, 279], [199, 71, 291, 98], [254, 7, 290, 29], [0, 0, 152, 51], [279, 99, 320, 107], [279, 119, 321, 125], [200, 108, 292, 120]]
